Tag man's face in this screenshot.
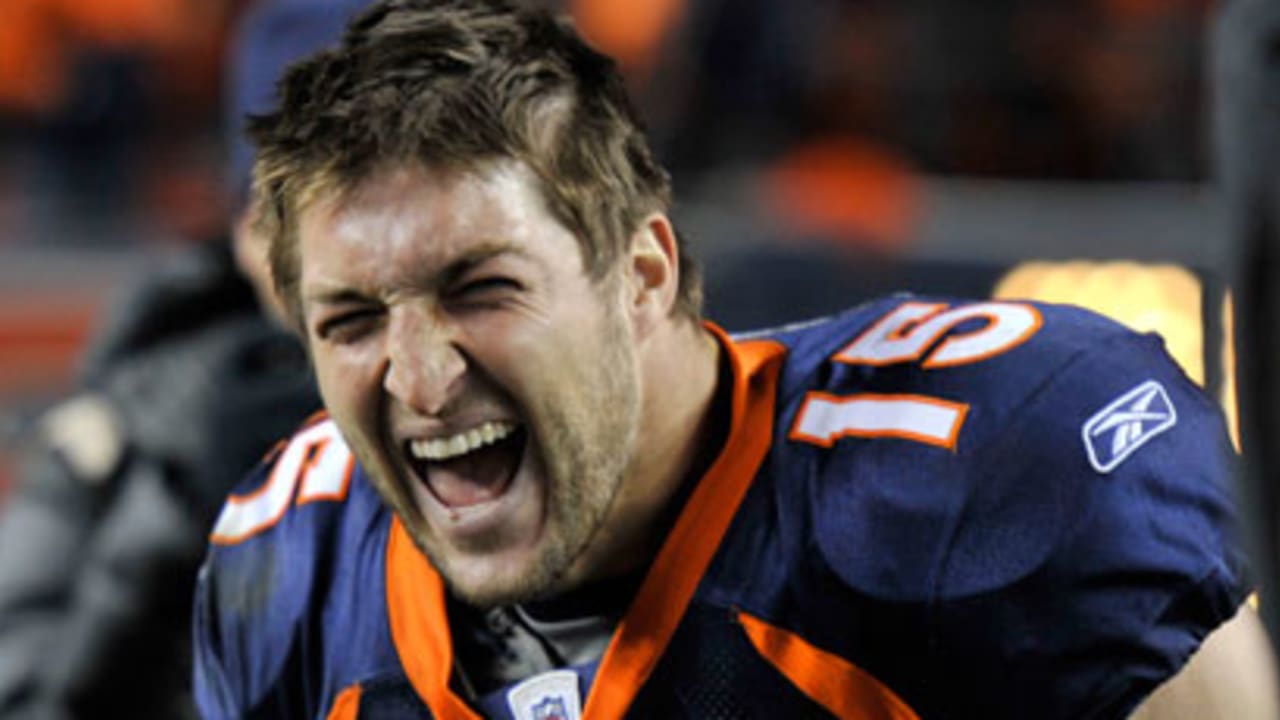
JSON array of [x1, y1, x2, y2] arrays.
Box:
[[296, 162, 641, 607]]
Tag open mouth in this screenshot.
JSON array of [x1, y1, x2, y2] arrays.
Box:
[[405, 421, 528, 509]]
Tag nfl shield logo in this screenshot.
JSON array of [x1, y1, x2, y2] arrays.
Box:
[[531, 697, 569, 720], [507, 669, 582, 720]]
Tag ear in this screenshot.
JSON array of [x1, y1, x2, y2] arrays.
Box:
[[231, 199, 292, 327], [626, 213, 680, 338]]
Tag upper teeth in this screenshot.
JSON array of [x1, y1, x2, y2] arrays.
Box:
[[409, 421, 516, 461]]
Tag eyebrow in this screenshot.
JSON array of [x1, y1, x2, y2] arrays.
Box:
[[302, 240, 528, 307]]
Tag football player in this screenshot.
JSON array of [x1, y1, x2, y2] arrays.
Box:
[[193, 1, 1268, 717]]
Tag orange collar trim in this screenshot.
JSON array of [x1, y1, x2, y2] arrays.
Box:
[[385, 323, 786, 719]]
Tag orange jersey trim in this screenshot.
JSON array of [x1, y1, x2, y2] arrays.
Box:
[[738, 612, 920, 720], [836, 301, 1043, 370], [208, 457, 302, 546], [298, 451, 357, 506], [386, 520, 483, 720], [584, 326, 785, 718], [839, 301, 950, 366], [210, 421, 351, 546], [302, 409, 332, 428], [326, 683, 363, 720], [384, 322, 786, 718], [923, 304, 1043, 369]]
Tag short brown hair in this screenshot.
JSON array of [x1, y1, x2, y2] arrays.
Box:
[[250, 0, 701, 328]]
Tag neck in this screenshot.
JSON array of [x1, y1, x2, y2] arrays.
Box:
[[634, 316, 723, 513], [573, 316, 723, 581]]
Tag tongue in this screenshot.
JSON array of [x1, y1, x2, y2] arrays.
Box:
[[424, 438, 519, 508]]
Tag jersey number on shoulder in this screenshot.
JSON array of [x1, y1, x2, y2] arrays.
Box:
[[210, 419, 355, 545], [790, 301, 1042, 449]]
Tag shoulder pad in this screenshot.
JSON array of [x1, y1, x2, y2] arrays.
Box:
[[210, 415, 356, 545], [762, 297, 1241, 599]]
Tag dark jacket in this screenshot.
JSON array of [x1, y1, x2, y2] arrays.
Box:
[[0, 242, 319, 719]]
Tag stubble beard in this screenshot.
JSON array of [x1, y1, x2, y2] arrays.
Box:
[[453, 308, 641, 607], [356, 304, 643, 609]]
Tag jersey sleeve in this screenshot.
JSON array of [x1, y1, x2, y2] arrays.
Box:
[[802, 303, 1249, 719], [191, 457, 299, 720], [191, 417, 396, 720], [193, 561, 243, 720], [191, 417, 362, 720], [957, 329, 1247, 716]]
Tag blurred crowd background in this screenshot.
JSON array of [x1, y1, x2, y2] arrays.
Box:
[[0, 0, 1226, 491]]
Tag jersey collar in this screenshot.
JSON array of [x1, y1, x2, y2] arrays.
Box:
[[384, 323, 786, 719]]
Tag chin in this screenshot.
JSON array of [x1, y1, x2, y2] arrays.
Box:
[[443, 517, 604, 605], [437, 554, 560, 608]]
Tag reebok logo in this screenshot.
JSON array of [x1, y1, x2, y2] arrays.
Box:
[[1082, 380, 1177, 474]]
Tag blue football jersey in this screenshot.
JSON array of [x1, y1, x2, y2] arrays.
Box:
[[193, 296, 1247, 719]]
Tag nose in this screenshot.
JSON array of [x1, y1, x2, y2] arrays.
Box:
[[382, 305, 467, 416]]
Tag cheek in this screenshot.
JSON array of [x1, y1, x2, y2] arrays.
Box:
[[313, 345, 385, 431], [457, 310, 558, 376], [468, 321, 578, 401], [457, 285, 621, 398]]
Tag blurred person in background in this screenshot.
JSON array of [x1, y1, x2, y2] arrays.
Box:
[[0, 0, 376, 715], [0, 0, 248, 243]]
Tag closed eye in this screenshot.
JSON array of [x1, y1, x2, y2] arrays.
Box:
[[449, 276, 522, 302], [315, 307, 383, 342]]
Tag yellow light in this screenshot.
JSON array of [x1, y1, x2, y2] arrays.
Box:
[[994, 261, 1204, 385]]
